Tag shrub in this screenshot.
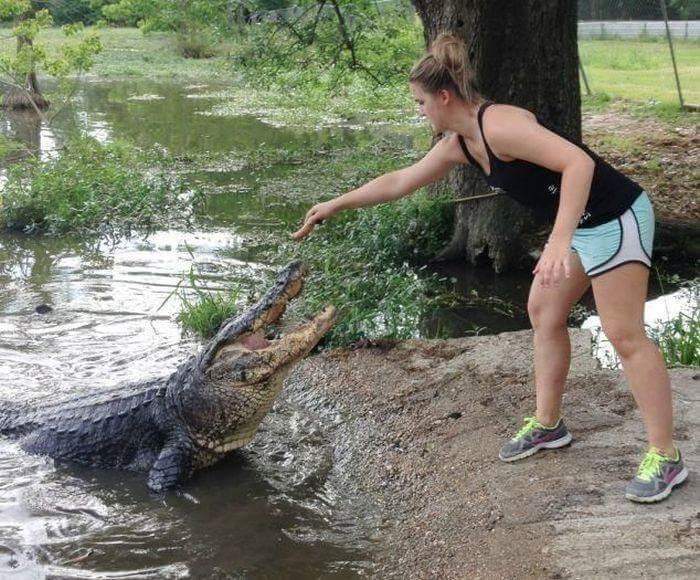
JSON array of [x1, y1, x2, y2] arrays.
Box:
[[1, 135, 194, 239]]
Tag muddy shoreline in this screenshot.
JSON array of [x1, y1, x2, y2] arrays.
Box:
[[282, 329, 699, 578]]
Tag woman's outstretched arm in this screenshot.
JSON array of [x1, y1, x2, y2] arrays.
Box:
[[292, 134, 462, 240]]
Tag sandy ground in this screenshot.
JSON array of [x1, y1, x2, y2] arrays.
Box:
[[284, 329, 699, 578]]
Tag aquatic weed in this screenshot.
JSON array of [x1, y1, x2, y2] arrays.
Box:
[[161, 244, 244, 339], [649, 279, 700, 367], [0, 135, 196, 240]]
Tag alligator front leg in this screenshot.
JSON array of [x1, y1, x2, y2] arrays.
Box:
[[147, 433, 196, 492]]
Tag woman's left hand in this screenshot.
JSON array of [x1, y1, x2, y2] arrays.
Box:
[[533, 239, 572, 288]]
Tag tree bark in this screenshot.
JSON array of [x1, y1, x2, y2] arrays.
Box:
[[411, 0, 580, 272]]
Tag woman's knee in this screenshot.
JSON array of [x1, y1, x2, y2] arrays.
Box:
[[528, 298, 568, 333], [602, 323, 648, 358]]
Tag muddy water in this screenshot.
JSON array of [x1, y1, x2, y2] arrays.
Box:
[[0, 230, 376, 578]]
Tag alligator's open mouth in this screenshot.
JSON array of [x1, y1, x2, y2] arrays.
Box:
[[238, 331, 273, 350], [236, 264, 305, 351], [214, 261, 336, 358], [235, 304, 336, 353]]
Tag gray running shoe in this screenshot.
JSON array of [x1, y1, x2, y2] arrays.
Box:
[[499, 416, 572, 462], [625, 447, 689, 503]]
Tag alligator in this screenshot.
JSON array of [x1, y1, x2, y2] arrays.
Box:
[[0, 261, 336, 491]]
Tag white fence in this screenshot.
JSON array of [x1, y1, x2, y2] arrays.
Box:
[[579, 20, 700, 39]]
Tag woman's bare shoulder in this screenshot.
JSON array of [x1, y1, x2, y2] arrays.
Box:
[[485, 103, 537, 124], [481, 104, 540, 160]]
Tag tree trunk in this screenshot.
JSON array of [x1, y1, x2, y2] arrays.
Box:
[[3, 23, 50, 111], [411, 0, 580, 272]]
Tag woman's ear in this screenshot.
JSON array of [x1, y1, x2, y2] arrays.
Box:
[[438, 89, 451, 105]]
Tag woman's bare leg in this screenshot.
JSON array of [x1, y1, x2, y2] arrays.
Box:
[[591, 263, 674, 455], [527, 253, 591, 426]]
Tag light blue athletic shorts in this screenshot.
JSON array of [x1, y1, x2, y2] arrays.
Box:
[[571, 191, 654, 278]]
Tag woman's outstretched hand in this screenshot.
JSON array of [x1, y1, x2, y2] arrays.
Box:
[[533, 239, 572, 288], [291, 200, 339, 240]]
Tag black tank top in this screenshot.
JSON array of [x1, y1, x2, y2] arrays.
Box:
[[457, 102, 643, 228]]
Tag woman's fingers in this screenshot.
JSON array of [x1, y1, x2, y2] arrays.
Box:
[[542, 260, 569, 288], [535, 249, 571, 288], [291, 214, 326, 240], [541, 267, 550, 287], [540, 260, 556, 288], [291, 220, 314, 240], [552, 261, 562, 284]]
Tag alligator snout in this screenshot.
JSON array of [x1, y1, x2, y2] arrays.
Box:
[[203, 260, 336, 382]]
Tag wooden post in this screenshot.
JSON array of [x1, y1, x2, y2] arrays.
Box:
[[578, 51, 592, 96], [659, 0, 684, 108]]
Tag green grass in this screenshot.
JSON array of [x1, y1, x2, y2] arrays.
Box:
[[648, 276, 700, 368], [0, 27, 229, 80], [650, 289, 700, 367], [581, 92, 697, 124], [654, 308, 700, 367], [173, 260, 242, 339], [579, 39, 700, 106], [281, 187, 457, 348]]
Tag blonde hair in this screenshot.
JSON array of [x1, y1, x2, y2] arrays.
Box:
[[409, 33, 481, 103]]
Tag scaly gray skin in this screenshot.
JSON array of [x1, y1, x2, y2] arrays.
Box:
[[0, 261, 336, 492]]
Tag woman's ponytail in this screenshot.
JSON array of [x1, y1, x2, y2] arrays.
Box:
[[409, 33, 480, 103]]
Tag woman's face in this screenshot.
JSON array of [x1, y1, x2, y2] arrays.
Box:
[[410, 82, 447, 132]]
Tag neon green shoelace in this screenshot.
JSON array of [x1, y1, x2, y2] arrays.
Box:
[[515, 416, 543, 440], [637, 448, 666, 482]]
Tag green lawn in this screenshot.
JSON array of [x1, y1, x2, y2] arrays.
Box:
[[579, 39, 699, 105], [0, 27, 228, 81]]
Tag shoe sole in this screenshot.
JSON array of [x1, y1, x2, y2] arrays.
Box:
[[498, 432, 573, 462], [625, 467, 689, 503]]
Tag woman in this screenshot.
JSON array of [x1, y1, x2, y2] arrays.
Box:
[[292, 34, 687, 503]]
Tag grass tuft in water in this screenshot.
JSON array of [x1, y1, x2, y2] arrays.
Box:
[[172, 251, 242, 340]]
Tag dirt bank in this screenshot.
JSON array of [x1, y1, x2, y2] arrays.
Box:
[[283, 329, 699, 578], [582, 108, 698, 225]]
